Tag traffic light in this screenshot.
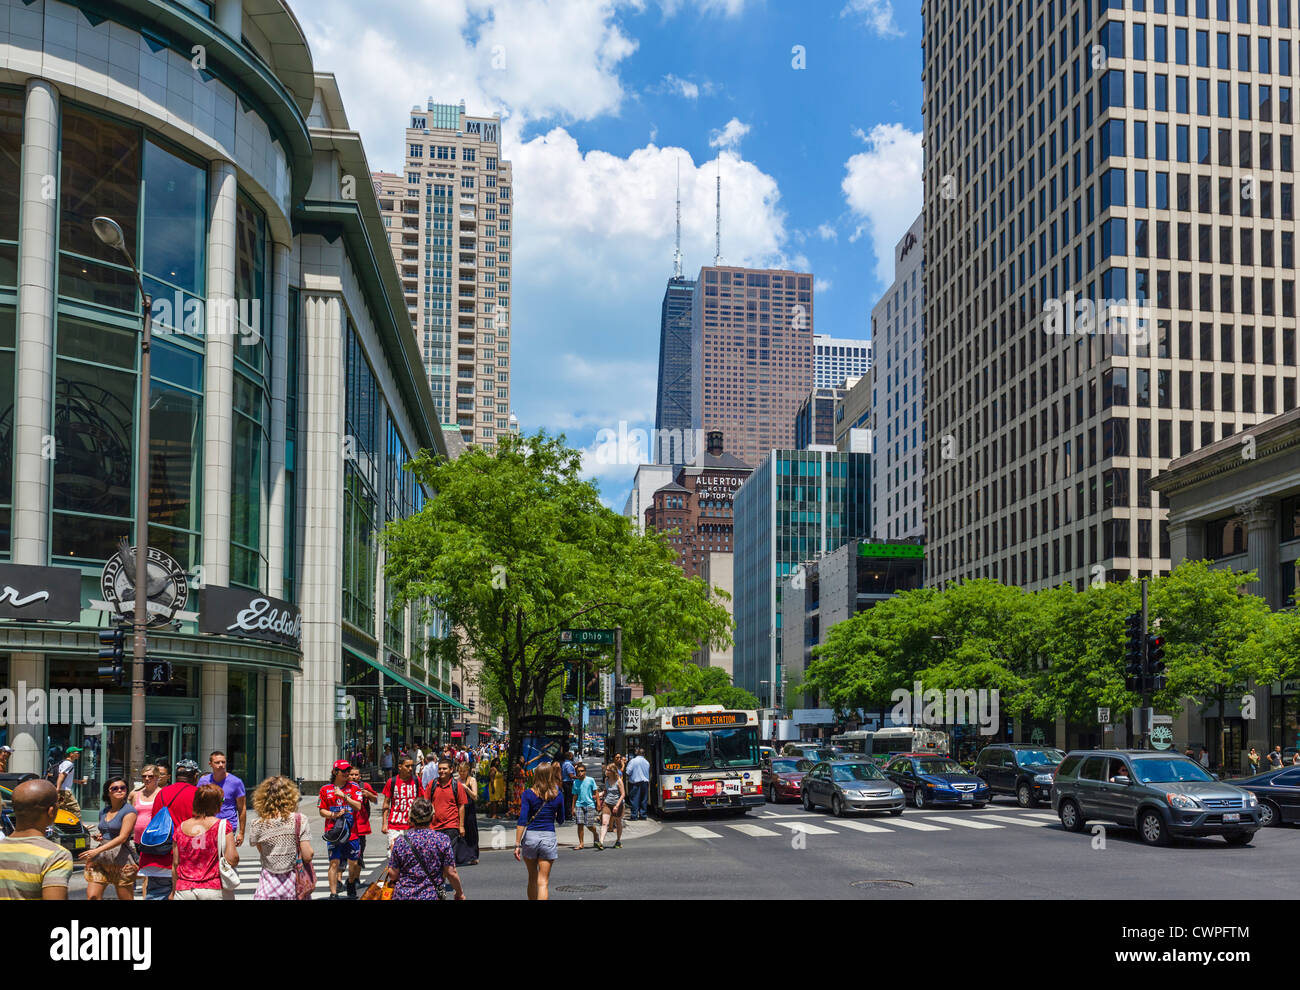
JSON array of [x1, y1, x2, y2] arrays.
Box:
[[1124, 612, 1145, 693], [1146, 635, 1166, 692], [97, 627, 126, 687], [147, 661, 173, 685]]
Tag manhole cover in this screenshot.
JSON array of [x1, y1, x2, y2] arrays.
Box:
[[850, 879, 914, 890], [554, 883, 608, 893]]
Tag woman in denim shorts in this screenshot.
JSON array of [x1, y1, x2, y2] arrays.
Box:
[[514, 763, 566, 900]]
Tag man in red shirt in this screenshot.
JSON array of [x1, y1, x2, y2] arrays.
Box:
[[319, 761, 362, 899], [347, 765, 380, 896], [139, 758, 200, 900], [429, 758, 468, 861], [381, 755, 425, 854]]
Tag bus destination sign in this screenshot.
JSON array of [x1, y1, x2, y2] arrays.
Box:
[[670, 711, 748, 728]]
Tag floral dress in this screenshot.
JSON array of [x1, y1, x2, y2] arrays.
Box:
[[390, 828, 455, 901]]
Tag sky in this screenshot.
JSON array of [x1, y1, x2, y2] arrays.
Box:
[[297, 0, 925, 509]]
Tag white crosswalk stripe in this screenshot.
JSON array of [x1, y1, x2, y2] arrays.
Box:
[[879, 816, 948, 831], [979, 814, 1054, 827], [1024, 812, 1060, 821], [774, 820, 839, 836], [665, 807, 1066, 844], [726, 823, 783, 837], [830, 819, 894, 834], [925, 815, 1003, 830], [675, 825, 723, 839]]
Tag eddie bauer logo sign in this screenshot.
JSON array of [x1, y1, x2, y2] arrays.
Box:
[[0, 563, 82, 621], [200, 586, 303, 650]]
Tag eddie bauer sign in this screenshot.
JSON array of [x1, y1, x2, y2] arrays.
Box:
[[0, 563, 83, 621], [200, 586, 303, 650]]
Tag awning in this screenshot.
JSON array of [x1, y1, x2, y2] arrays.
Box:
[[342, 644, 468, 710]]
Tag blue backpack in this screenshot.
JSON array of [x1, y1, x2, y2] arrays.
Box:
[[139, 790, 183, 855]]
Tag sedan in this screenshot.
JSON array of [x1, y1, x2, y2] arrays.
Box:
[[763, 758, 812, 803], [1232, 766, 1300, 827], [801, 761, 905, 817], [884, 755, 991, 809]]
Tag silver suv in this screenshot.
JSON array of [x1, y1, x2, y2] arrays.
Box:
[[1052, 750, 1261, 846]]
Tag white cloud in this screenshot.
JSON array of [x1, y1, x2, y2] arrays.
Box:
[[841, 123, 923, 284], [816, 222, 838, 241], [708, 117, 752, 150], [659, 73, 699, 99], [658, 0, 751, 16], [840, 0, 903, 38], [815, 278, 832, 293]]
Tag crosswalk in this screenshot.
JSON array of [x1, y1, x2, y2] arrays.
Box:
[[669, 806, 1061, 844]]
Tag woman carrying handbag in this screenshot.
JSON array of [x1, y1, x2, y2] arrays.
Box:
[[172, 783, 239, 901], [247, 776, 315, 900]]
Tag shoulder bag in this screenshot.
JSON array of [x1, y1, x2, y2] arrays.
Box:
[[217, 819, 241, 891], [293, 813, 316, 900]]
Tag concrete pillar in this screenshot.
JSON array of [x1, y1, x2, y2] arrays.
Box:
[[1012, 717, 1022, 744], [7, 81, 61, 776], [203, 161, 238, 589], [199, 665, 228, 759], [214, 0, 242, 39], [1167, 518, 1204, 565], [264, 675, 283, 777], [1236, 498, 1280, 607], [266, 241, 291, 599]]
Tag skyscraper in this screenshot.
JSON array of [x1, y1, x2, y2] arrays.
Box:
[[923, 0, 1300, 591], [655, 277, 697, 464], [691, 266, 815, 467], [374, 100, 514, 450], [814, 334, 873, 389]]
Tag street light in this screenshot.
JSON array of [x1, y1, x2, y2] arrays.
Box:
[[92, 216, 152, 787]]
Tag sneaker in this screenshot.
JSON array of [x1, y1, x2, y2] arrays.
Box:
[[345, 881, 358, 900], [328, 893, 340, 900], [614, 840, 623, 848]]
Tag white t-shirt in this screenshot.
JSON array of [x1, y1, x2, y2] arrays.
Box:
[[57, 760, 75, 790], [420, 763, 439, 789]]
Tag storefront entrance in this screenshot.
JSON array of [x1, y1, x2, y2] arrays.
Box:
[[80, 722, 197, 816]]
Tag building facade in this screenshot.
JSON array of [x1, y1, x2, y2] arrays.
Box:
[[374, 98, 514, 449], [794, 385, 845, 450], [691, 266, 815, 468], [623, 462, 674, 535], [732, 449, 871, 708], [696, 551, 735, 678], [814, 333, 872, 390], [871, 214, 924, 542], [834, 372, 873, 455], [923, 0, 1300, 591], [0, 0, 466, 809], [654, 275, 697, 464]]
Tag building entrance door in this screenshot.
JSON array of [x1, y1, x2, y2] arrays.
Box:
[[81, 724, 177, 816]]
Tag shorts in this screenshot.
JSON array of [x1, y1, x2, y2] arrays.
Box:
[[357, 835, 368, 866], [387, 828, 410, 851], [174, 887, 224, 901], [85, 858, 139, 888], [572, 806, 597, 826], [519, 829, 558, 861], [328, 839, 361, 862]]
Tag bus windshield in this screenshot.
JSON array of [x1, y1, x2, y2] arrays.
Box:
[[662, 727, 759, 770]]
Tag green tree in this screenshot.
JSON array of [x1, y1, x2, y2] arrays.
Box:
[[382, 433, 731, 790], [647, 664, 760, 710]]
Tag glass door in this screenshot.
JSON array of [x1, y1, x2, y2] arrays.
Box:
[[87, 724, 177, 815]]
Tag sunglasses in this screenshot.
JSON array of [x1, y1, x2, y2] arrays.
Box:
[[109, 785, 127, 792]]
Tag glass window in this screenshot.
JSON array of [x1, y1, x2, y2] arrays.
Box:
[[149, 378, 202, 571], [140, 139, 206, 297], [0, 92, 21, 287], [0, 307, 13, 554], [231, 372, 267, 588], [234, 195, 268, 373]]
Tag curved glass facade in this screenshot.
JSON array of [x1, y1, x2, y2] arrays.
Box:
[[1, 91, 22, 555], [231, 194, 270, 589]]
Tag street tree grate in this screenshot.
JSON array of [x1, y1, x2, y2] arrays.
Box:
[[554, 883, 608, 893], [850, 879, 915, 890]]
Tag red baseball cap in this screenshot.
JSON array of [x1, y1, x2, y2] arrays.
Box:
[[333, 760, 351, 772]]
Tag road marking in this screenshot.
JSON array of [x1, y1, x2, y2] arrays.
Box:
[[774, 820, 839, 836], [832, 819, 894, 834], [924, 816, 1003, 830], [755, 810, 820, 819], [878, 817, 948, 831], [978, 814, 1054, 827], [1025, 812, 1060, 821], [726, 823, 782, 837], [674, 826, 722, 839]]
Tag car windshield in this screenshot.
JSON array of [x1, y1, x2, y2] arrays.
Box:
[[916, 759, 964, 775], [832, 764, 887, 782], [663, 727, 759, 770], [1131, 758, 1214, 784], [1016, 749, 1065, 767], [771, 759, 803, 774]]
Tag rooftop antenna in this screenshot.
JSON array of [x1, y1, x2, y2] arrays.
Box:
[[673, 158, 684, 279], [714, 158, 723, 267]]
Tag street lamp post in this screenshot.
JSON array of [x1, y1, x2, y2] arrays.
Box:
[[92, 216, 152, 786]]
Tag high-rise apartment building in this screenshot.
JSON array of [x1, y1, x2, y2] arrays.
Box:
[[923, 0, 1300, 591], [814, 334, 873, 389], [691, 267, 815, 467], [794, 385, 846, 449], [374, 100, 514, 449], [655, 276, 697, 463], [871, 214, 925, 542]]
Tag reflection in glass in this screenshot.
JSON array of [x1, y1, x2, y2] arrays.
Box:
[[59, 108, 141, 269], [231, 374, 266, 589], [150, 381, 201, 541], [52, 360, 134, 519], [0, 92, 22, 247], [141, 140, 206, 295]]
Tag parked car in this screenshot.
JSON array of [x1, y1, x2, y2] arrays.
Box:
[[883, 754, 990, 808], [782, 744, 846, 762], [763, 757, 813, 802], [0, 773, 91, 858], [1232, 766, 1300, 827], [802, 761, 905, 817], [973, 744, 1066, 807], [1052, 750, 1261, 846]]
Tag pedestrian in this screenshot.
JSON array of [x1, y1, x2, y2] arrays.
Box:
[[382, 744, 394, 775], [0, 780, 72, 900], [1248, 747, 1261, 773], [172, 783, 238, 901], [155, 765, 171, 788], [626, 748, 651, 821], [127, 765, 162, 856], [81, 777, 138, 900], [456, 761, 480, 864], [509, 757, 526, 819], [419, 749, 440, 791], [138, 758, 200, 901], [1199, 747, 1211, 769], [197, 750, 247, 849], [515, 762, 565, 900], [381, 754, 425, 858], [348, 765, 381, 879], [53, 746, 87, 818], [571, 762, 598, 850], [388, 798, 466, 901], [1292, 750, 1300, 766], [488, 763, 506, 819], [594, 761, 625, 850], [318, 760, 363, 900], [1267, 745, 1284, 770], [429, 758, 469, 864], [0, 744, 12, 774], [247, 776, 313, 900], [560, 751, 576, 818]]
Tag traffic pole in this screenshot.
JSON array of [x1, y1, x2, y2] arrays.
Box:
[[614, 627, 624, 760], [1139, 576, 1150, 750], [130, 293, 152, 786]]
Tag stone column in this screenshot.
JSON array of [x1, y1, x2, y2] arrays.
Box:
[[266, 241, 290, 598], [7, 80, 60, 775], [199, 665, 228, 761], [1166, 518, 1203, 566], [1235, 498, 1280, 607], [264, 675, 283, 777]]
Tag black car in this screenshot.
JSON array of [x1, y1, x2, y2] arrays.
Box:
[[974, 744, 1066, 807], [883, 754, 991, 808], [1232, 766, 1300, 826]]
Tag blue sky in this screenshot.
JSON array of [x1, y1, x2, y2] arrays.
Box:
[[301, 0, 925, 508]]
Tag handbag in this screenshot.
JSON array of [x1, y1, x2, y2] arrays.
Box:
[[217, 819, 241, 891], [323, 806, 351, 845], [292, 813, 316, 900]]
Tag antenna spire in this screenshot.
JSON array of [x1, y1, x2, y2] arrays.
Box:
[[673, 158, 684, 279], [714, 159, 723, 267]]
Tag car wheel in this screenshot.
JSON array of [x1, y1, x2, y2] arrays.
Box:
[[1258, 801, 1280, 827], [973, 803, 987, 809], [1138, 809, 1170, 846], [832, 795, 846, 817], [1223, 832, 1253, 847], [913, 788, 926, 809], [1017, 782, 1034, 807], [765, 783, 775, 803], [1059, 799, 1085, 833], [802, 790, 814, 812], [890, 808, 904, 816]]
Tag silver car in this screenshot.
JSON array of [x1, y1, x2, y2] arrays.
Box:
[[801, 761, 905, 817]]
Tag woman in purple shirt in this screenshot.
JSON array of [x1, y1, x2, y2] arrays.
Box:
[[388, 798, 466, 900]]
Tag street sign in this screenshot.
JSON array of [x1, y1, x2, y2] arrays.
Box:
[[623, 707, 641, 733], [1097, 707, 1110, 724], [1152, 714, 1173, 725], [559, 629, 616, 646]]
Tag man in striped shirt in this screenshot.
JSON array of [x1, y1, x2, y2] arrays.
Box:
[[0, 780, 72, 900]]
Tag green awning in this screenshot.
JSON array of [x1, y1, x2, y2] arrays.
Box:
[[343, 643, 468, 710]]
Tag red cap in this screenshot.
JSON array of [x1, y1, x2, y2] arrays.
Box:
[[333, 760, 351, 772]]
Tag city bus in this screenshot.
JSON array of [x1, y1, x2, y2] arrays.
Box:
[[866, 726, 950, 763], [630, 706, 765, 816], [830, 730, 875, 755]]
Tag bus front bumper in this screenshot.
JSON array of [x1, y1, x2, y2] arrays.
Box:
[[662, 794, 765, 812]]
